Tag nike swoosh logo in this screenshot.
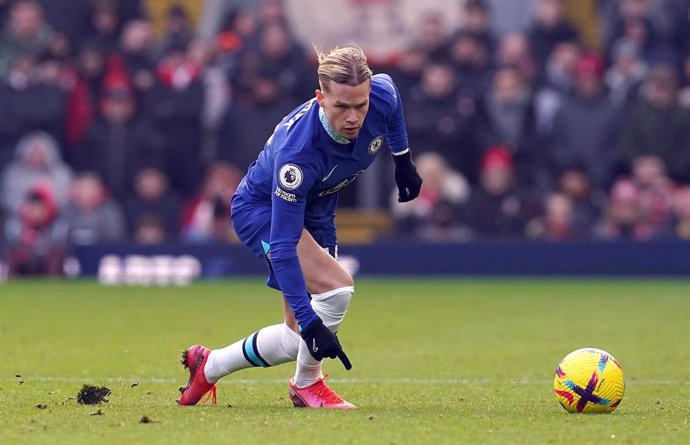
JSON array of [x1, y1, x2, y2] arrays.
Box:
[[312, 339, 319, 353], [322, 165, 338, 182]]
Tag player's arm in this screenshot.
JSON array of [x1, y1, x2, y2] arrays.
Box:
[[269, 155, 351, 368], [376, 74, 423, 202], [269, 159, 318, 327]]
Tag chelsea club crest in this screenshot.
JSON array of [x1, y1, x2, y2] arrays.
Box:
[[368, 136, 383, 155]]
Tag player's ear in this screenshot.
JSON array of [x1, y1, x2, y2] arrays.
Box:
[[315, 89, 324, 106]]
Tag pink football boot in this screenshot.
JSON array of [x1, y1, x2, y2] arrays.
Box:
[[177, 345, 217, 405], [288, 376, 356, 409]]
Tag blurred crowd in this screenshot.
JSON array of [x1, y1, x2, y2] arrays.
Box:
[[0, 0, 689, 276], [390, 0, 690, 243]]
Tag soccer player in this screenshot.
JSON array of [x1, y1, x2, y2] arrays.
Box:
[[177, 45, 422, 409]]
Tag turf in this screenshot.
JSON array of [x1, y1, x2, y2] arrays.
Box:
[[1, 278, 688, 444]]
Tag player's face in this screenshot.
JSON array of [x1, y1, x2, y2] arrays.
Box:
[[316, 79, 371, 140]]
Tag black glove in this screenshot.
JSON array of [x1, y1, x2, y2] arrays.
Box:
[[393, 150, 423, 202], [300, 317, 352, 370]]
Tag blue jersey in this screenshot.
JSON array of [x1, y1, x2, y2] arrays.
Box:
[[232, 74, 408, 327]]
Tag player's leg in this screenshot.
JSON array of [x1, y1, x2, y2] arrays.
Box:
[[203, 320, 301, 380], [205, 228, 352, 386], [178, 315, 301, 405], [289, 230, 356, 408], [178, 204, 303, 405], [201, 233, 316, 384], [293, 230, 354, 387], [178, 220, 352, 406]]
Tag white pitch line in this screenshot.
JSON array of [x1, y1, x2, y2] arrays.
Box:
[[3, 376, 689, 385]]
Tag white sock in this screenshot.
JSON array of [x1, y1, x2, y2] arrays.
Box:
[[204, 323, 300, 383], [293, 287, 354, 388], [294, 346, 324, 387]]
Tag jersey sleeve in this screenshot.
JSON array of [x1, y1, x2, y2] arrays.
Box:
[[268, 149, 320, 328], [374, 73, 410, 154]]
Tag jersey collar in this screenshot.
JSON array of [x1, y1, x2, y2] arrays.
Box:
[[319, 107, 351, 144]]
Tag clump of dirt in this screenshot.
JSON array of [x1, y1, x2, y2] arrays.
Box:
[[77, 385, 111, 405], [139, 415, 156, 424]]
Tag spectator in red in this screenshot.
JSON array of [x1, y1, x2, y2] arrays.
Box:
[[550, 53, 621, 190], [76, 69, 164, 201], [462, 146, 542, 239], [65, 41, 107, 152], [3, 185, 68, 276]]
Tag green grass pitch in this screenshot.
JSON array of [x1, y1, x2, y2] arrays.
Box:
[[1, 278, 689, 444]]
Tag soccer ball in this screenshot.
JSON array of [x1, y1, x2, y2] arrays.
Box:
[[553, 348, 625, 413]]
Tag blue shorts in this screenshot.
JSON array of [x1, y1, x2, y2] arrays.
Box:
[[231, 194, 336, 291]]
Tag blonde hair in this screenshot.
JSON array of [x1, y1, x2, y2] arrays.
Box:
[[314, 44, 372, 90]]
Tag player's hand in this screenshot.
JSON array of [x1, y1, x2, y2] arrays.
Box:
[[393, 150, 423, 202], [300, 318, 352, 370]]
